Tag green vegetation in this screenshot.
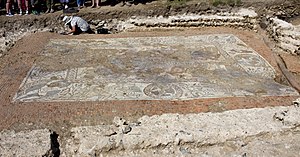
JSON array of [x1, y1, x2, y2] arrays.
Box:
[[210, 0, 241, 6]]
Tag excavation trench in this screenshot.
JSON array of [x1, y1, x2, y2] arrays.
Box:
[[0, 2, 300, 156]]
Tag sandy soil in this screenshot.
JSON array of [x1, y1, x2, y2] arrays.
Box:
[[0, 26, 299, 134]]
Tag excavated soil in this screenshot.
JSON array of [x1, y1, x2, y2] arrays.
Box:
[[0, 0, 300, 134]]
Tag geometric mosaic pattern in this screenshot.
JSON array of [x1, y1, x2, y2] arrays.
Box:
[[14, 34, 299, 102]]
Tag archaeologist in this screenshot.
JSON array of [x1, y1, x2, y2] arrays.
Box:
[[62, 16, 95, 35]]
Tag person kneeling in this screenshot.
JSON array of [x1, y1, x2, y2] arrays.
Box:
[[62, 16, 94, 35]]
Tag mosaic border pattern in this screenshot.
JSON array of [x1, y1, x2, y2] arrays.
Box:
[[14, 34, 299, 102]]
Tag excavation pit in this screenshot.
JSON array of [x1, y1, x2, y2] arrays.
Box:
[[13, 34, 299, 102]]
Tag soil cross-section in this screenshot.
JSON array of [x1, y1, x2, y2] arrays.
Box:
[[13, 34, 299, 102]]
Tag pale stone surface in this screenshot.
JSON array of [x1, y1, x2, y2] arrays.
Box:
[[63, 105, 300, 156], [267, 17, 300, 55], [271, 18, 294, 31], [13, 34, 298, 102], [91, 8, 258, 33], [0, 129, 51, 157], [237, 8, 258, 18], [278, 36, 300, 46], [127, 8, 257, 30], [103, 130, 300, 157]]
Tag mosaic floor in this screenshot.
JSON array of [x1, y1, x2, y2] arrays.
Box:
[[14, 34, 299, 102]]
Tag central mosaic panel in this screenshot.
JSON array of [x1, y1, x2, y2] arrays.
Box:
[[14, 34, 299, 102]]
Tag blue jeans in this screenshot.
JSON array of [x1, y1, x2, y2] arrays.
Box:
[[60, 0, 68, 3], [77, 0, 84, 6]]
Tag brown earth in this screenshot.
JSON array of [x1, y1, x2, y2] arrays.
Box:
[[0, 0, 300, 135], [0, 0, 299, 32]]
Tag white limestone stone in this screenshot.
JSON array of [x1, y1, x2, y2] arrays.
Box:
[[63, 105, 300, 156], [0, 129, 51, 157]]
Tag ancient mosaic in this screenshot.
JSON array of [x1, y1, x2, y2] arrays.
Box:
[[14, 34, 299, 102]]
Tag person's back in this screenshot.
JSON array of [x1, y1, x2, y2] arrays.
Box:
[[62, 15, 94, 35], [71, 16, 89, 32]]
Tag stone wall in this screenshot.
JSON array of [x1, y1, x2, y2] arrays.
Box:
[[131, 8, 257, 30], [266, 17, 300, 55], [90, 8, 258, 33]]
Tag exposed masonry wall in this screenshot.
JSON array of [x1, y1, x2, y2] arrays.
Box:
[[90, 8, 258, 32], [266, 17, 300, 55], [128, 8, 257, 30]]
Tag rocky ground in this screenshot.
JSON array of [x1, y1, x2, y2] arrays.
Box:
[[0, 0, 300, 156]]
